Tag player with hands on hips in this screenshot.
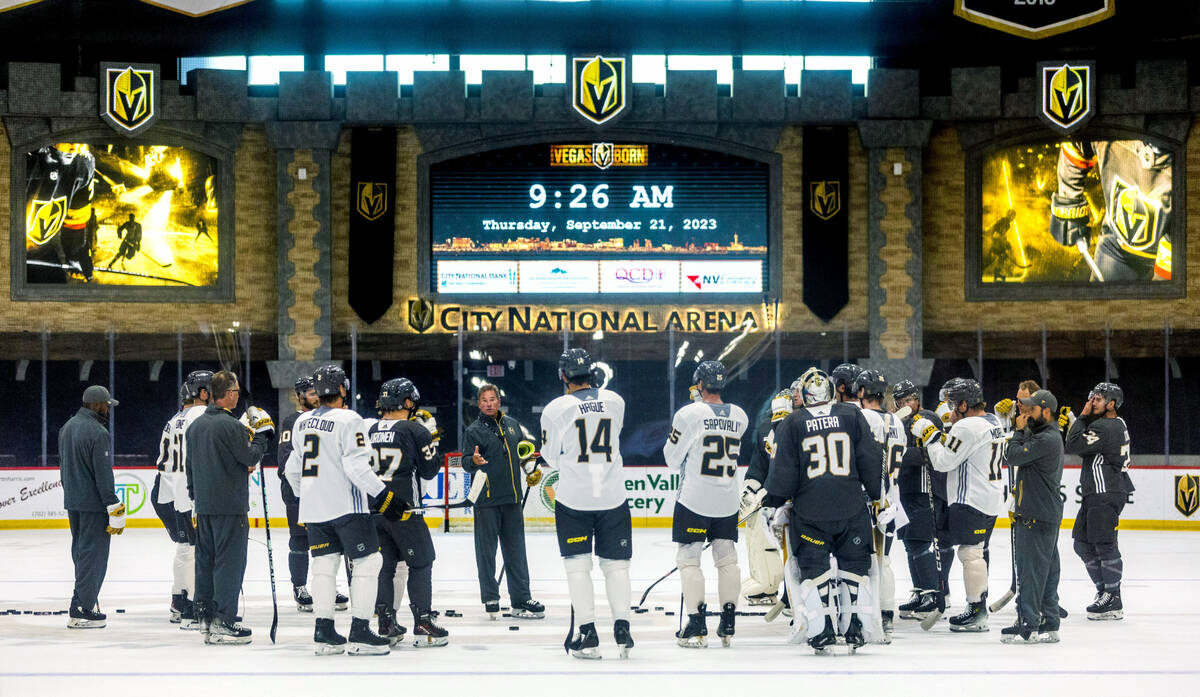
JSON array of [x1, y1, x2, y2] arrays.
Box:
[[541, 348, 634, 659], [284, 364, 392, 655], [664, 361, 748, 648], [910, 379, 1007, 633]]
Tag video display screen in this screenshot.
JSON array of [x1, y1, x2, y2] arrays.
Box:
[[24, 142, 219, 287], [429, 142, 769, 296], [979, 139, 1174, 286]]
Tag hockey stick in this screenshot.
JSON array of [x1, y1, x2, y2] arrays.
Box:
[[1075, 238, 1105, 282], [258, 469, 279, 643], [989, 461, 1018, 614], [919, 483, 945, 631], [138, 248, 173, 268], [637, 506, 761, 608]]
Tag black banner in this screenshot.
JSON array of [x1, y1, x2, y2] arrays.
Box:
[[802, 127, 849, 323], [349, 128, 396, 324]]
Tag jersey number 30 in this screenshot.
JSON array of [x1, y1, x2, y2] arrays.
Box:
[[802, 432, 852, 478]]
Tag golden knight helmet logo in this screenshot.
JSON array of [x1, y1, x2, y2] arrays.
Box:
[[573, 56, 626, 125], [408, 298, 435, 333], [810, 181, 842, 221], [106, 67, 154, 131], [356, 182, 389, 221], [26, 197, 67, 246], [1176, 474, 1200, 517], [1040, 62, 1093, 132]]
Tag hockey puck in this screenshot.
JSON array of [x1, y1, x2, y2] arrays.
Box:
[[501, 613, 511, 618], [654, 606, 664, 611], [664, 611, 675, 616], [22, 611, 31, 615], [116, 609, 125, 614], [509, 626, 519, 631]]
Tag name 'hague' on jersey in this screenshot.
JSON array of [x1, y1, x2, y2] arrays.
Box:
[[363, 417, 440, 509], [284, 406, 385, 524], [663, 401, 749, 518], [766, 402, 883, 521], [925, 414, 1007, 517], [541, 387, 627, 511]]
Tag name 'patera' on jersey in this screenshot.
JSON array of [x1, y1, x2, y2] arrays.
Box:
[[663, 401, 749, 518], [541, 387, 627, 511]]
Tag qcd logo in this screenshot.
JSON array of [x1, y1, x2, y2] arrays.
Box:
[[614, 267, 663, 284]]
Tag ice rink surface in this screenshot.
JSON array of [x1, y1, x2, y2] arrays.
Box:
[[2, 526, 1198, 697]]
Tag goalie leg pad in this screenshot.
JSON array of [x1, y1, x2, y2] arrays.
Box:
[[676, 542, 706, 614], [958, 544, 988, 603], [564, 553, 596, 626], [310, 553, 340, 620], [349, 551, 382, 620], [599, 557, 632, 622], [837, 570, 882, 643], [711, 538, 740, 608], [878, 554, 896, 613], [795, 569, 835, 642], [741, 514, 784, 599]]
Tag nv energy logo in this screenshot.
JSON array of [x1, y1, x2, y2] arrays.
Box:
[[1176, 474, 1200, 517], [26, 196, 67, 245], [113, 473, 147, 516], [355, 182, 389, 221], [105, 67, 154, 131], [572, 56, 626, 125], [1038, 61, 1095, 134], [810, 181, 842, 221]]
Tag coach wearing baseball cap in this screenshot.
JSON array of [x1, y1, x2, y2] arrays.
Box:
[[1001, 389, 1064, 644], [60, 385, 122, 628]]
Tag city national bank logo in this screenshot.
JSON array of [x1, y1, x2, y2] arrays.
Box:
[[810, 181, 841, 221], [539, 469, 559, 511], [103, 66, 156, 133], [572, 56, 627, 125], [114, 473, 147, 516], [1176, 474, 1200, 517], [1038, 61, 1095, 134], [26, 197, 67, 245], [355, 182, 389, 221], [408, 298, 435, 333]]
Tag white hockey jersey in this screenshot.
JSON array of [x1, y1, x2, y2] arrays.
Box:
[[925, 413, 1007, 517], [154, 404, 205, 513], [862, 408, 907, 491], [284, 406, 385, 524], [540, 387, 627, 511], [663, 400, 748, 518]]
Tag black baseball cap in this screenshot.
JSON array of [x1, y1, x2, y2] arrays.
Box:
[[1019, 389, 1057, 413]]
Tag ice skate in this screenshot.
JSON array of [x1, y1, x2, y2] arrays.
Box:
[[484, 601, 500, 620], [746, 592, 778, 606], [880, 610, 894, 642], [948, 601, 988, 632], [569, 622, 600, 659], [67, 605, 106, 629], [1000, 622, 1037, 644], [716, 602, 736, 647], [294, 585, 313, 613], [613, 619, 634, 659], [205, 617, 252, 645], [347, 617, 390, 655], [808, 617, 837, 655], [898, 590, 923, 619], [676, 603, 708, 648], [511, 599, 545, 619], [1087, 592, 1123, 620], [844, 614, 866, 653], [1037, 618, 1061, 643], [376, 603, 407, 646], [334, 591, 349, 612], [313, 617, 346, 655], [413, 612, 449, 647]]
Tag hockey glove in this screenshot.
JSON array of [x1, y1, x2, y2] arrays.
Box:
[[689, 385, 702, 403], [934, 401, 952, 424], [411, 409, 440, 441], [246, 406, 274, 433], [106, 502, 126, 536], [994, 398, 1014, 417], [910, 417, 942, 447], [873, 500, 896, 532], [1058, 406, 1075, 430], [526, 468, 543, 487], [739, 479, 765, 518], [372, 489, 406, 522], [1050, 194, 1090, 247], [768, 504, 791, 539]]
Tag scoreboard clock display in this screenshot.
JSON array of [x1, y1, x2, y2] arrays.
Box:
[[426, 141, 772, 298]]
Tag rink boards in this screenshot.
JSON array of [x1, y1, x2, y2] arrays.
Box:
[[2, 460, 1199, 530]]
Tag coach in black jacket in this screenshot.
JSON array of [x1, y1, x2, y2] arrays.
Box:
[[185, 370, 273, 643], [1002, 389, 1064, 643], [460, 383, 542, 618]]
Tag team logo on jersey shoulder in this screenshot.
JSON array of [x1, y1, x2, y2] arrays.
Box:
[[1175, 474, 1200, 517], [1038, 61, 1095, 134], [101, 63, 159, 135], [355, 182, 389, 221], [809, 181, 842, 221], [26, 196, 67, 245], [572, 56, 627, 125], [408, 298, 435, 333]]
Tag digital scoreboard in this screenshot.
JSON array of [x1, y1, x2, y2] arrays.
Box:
[[428, 142, 771, 298]]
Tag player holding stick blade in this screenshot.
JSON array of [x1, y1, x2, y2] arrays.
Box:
[[767, 369, 885, 654], [541, 348, 634, 659], [284, 365, 392, 656], [910, 379, 1007, 632], [663, 361, 748, 649], [365, 378, 449, 647]]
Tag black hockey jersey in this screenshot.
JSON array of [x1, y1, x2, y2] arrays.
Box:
[[25, 145, 97, 283], [898, 408, 947, 499], [276, 410, 302, 479], [746, 417, 776, 486], [1065, 414, 1133, 496], [766, 401, 882, 522], [367, 418, 439, 508]]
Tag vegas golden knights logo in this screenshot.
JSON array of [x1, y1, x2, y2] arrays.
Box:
[[26, 197, 67, 245], [592, 143, 614, 170], [105, 67, 154, 132], [408, 298, 435, 333], [1176, 475, 1200, 517], [355, 182, 389, 221], [1039, 62, 1094, 133], [573, 56, 626, 125], [1110, 176, 1160, 252], [810, 181, 841, 221]]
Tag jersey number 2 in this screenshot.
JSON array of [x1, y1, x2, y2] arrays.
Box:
[[301, 434, 320, 477]]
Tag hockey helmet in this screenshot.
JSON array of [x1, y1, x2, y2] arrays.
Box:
[[693, 360, 728, 392], [312, 364, 349, 398], [938, 377, 966, 403], [892, 379, 920, 404], [294, 375, 314, 396], [944, 378, 984, 408], [182, 370, 213, 401], [1089, 382, 1124, 410], [378, 377, 419, 412], [559, 348, 593, 381], [830, 363, 863, 392], [852, 369, 889, 400], [798, 369, 835, 407]]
